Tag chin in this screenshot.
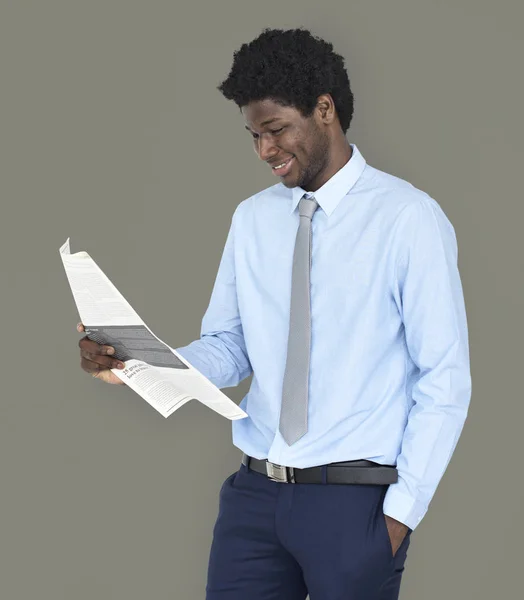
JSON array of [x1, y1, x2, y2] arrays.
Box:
[[282, 174, 301, 188]]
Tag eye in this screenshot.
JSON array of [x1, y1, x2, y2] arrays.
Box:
[[251, 127, 284, 139]]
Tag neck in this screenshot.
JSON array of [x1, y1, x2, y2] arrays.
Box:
[[306, 138, 353, 192]]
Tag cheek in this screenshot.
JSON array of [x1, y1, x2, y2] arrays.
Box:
[[287, 140, 307, 163]]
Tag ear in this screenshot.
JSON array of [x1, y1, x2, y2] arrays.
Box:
[[316, 94, 336, 125]]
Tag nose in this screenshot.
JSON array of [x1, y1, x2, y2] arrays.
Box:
[[256, 135, 278, 162]]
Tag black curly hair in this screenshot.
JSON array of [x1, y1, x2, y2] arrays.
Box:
[[217, 27, 354, 134]]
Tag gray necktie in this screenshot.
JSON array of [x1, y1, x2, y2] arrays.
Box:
[[279, 195, 319, 445]]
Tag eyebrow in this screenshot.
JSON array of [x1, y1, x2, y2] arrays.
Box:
[[244, 117, 281, 132]]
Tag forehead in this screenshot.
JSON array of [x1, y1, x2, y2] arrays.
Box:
[[242, 98, 303, 130]]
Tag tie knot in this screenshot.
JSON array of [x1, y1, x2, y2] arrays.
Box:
[[298, 196, 319, 220]]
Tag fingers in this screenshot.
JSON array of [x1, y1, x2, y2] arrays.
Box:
[[80, 353, 126, 374], [78, 330, 126, 374], [81, 355, 107, 374], [77, 324, 115, 357], [78, 335, 115, 356], [77, 323, 126, 384]]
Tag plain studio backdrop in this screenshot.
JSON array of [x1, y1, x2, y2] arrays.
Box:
[[1, 1, 522, 599]]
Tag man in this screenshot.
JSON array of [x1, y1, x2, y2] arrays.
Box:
[[78, 27, 472, 599]]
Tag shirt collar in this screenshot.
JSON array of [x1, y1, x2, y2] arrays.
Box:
[[290, 143, 366, 216]]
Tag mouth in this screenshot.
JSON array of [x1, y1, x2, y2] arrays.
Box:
[[270, 156, 295, 177]]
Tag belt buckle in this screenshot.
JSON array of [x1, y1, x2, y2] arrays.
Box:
[[266, 461, 295, 483]]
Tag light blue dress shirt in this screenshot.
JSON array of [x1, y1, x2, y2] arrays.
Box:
[[176, 143, 472, 530]]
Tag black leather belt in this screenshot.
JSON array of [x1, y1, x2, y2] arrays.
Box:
[[242, 454, 398, 485]]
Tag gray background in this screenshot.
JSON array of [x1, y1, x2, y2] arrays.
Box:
[[1, 1, 522, 598]]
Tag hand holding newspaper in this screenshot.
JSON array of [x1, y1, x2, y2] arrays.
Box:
[[59, 238, 247, 421]]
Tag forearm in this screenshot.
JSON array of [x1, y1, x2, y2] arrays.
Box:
[[175, 330, 252, 389], [383, 366, 471, 530]]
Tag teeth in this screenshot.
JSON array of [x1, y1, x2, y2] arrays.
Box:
[[274, 158, 291, 169]]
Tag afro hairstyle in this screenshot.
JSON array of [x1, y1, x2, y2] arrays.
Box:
[[217, 27, 354, 134]]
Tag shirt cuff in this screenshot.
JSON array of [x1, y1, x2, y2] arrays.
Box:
[[383, 486, 428, 531]]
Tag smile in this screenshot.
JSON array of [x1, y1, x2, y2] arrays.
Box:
[[271, 156, 295, 176]]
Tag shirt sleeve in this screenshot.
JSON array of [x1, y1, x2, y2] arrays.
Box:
[[383, 196, 472, 530], [174, 206, 253, 389]]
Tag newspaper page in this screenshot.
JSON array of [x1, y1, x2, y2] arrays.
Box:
[[59, 238, 247, 421]]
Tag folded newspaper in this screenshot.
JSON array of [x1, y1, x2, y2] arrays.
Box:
[[59, 238, 247, 421]]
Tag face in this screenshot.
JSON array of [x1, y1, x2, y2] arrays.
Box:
[[241, 98, 332, 191]]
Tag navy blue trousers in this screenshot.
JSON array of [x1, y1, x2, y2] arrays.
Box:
[[206, 464, 412, 600]]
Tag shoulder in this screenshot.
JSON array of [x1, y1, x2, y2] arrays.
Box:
[[364, 165, 454, 233], [232, 182, 291, 223], [363, 165, 428, 210]]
